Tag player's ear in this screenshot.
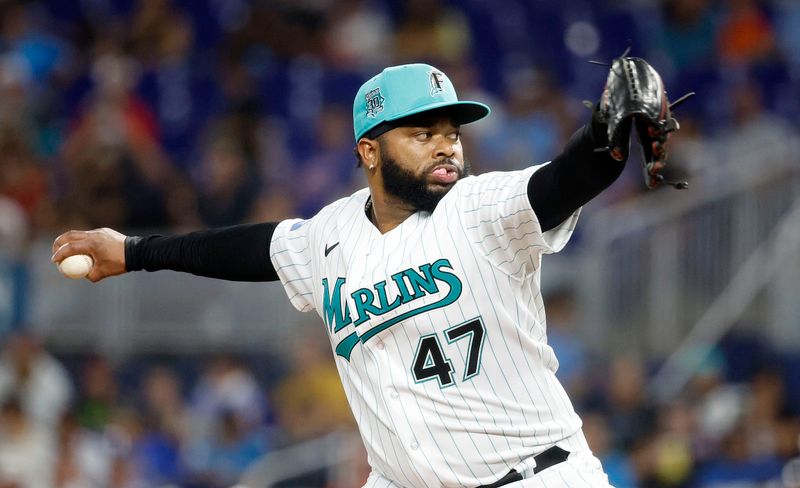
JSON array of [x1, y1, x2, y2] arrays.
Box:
[[357, 138, 379, 171]]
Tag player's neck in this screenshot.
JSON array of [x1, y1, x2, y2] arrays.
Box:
[[367, 193, 416, 234]]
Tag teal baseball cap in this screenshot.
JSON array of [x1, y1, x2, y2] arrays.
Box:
[[353, 63, 491, 141]]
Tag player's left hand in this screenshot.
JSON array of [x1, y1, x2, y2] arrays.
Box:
[[597, 54, 693, 189], [51, 227, 128, 282]]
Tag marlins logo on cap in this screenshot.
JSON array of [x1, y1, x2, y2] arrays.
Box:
[[429, 70, 446, 96], [352, 63, 490, 141]]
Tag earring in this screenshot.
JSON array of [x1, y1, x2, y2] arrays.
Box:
[[369, 164, 375, 170]]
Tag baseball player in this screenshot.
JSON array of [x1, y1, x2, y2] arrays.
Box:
[[52, 61, 677, 487]]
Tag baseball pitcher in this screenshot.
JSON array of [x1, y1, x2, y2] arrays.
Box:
[[52, 58, 682, 487]]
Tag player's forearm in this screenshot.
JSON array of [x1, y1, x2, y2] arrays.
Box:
[[125, 222, 280, 282], [528, 118, 625, 232]]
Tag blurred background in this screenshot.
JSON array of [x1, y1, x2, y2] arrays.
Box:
[[0, 0, 799, 486]]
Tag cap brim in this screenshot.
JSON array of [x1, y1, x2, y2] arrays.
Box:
[[385, 100, 491, 127]]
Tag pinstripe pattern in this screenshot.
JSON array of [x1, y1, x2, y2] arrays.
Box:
[[270, 164, 605, 487]]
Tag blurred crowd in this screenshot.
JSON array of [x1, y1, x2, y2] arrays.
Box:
[[0, 0, 798, 245], [1, 296, 799, 487], [0, 331, 363, 488], [1, 0, 800, 486], [546, 289, 800, 488]]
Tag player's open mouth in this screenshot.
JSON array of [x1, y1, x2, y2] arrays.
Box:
[[429, 164, 459, 184]]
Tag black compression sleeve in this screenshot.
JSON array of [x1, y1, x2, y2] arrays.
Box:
[[124, 222, 280, 282], [528, 117, 625, 232]]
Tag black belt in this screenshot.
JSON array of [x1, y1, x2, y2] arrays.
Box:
[[477, 446, 570, 488]]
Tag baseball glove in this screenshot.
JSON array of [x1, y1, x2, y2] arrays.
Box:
[[596, 53, 693, 189]]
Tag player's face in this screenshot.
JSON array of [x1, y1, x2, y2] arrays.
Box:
[[379, 117, 470, 212]]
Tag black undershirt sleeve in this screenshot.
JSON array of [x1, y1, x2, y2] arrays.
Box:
[[124, 222, 280, 282], [528, 118, 626, 232]]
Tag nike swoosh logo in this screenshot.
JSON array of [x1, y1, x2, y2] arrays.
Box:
[[324, 242, 340, 257]]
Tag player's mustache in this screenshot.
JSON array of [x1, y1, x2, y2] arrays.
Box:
[[428, 158, 463, 174]]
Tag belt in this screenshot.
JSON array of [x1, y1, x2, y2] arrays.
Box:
[[476, 446, 570, 488]]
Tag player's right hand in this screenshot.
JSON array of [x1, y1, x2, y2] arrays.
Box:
[[51, 227, 128, 282]]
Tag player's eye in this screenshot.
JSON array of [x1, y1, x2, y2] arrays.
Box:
[[448, 131, 461, 141], [414, 131, 432, 141]]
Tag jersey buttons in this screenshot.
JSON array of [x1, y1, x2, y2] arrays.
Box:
[[376, 341, 385, 350], [389, 388, 399, 399], [410, 441, 419, 450]]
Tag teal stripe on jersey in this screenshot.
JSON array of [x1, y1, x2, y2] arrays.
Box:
[[460, 182, 518, 197], [467, 213, 534, 231], [491, 240, 546, 266], [283, 275, 313, 285], [471, 219, 536, 246], [276, 261, 312, 272]]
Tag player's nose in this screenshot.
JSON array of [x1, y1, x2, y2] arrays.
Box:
[[433, 136, 456, 159]]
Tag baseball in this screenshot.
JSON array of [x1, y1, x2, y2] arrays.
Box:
[[58, 254, 93, 279]]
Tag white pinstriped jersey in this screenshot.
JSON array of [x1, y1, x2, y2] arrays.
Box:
[[270, 164, 583, 487]]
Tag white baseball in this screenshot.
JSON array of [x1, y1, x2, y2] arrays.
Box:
[[58, 254, 93, 279]]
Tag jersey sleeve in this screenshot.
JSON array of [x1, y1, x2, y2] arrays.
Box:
[[270, 218, 316, 312], [456, 164, 580, 278]]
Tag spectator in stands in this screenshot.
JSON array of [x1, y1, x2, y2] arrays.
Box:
[[294, 105, 362, 217], [694, 419, 784, 485], [106, 407, 183, 486], [582, 411, 637, 488], [475, 65, 574, 172], [717, 80, 797, 180], [661, 113, 720, 184], [323, 0, 391, 70], [773, 0, 800, 77], [60, 37, 193, 229], [195, 133, 261, 226], [186, 408, 268, 486], [604, 356, 657, 452], [0, 395, 56, 488], [392, 0, 473, 65], [207, 65, 296, 223], [0, 1, 70, 89], [140, 366, 187, 446], [140, 13, 208, 165], [129, 0, 183, 65], [648, 401, 696, 487], [658, 0, 717, 71], [272, 332, 354, 442], [716, 0, 778, 67], [0, 332, 72, 429], [741, 368, 790, 460], [185, 355, 267, 446], [0, 124, 51, 233], [0, 195, 26, 261], [54, 410, 113, 488], [75, 356, 117, 432], [184, 355, 270, 484], [543, 288, 590, 401]]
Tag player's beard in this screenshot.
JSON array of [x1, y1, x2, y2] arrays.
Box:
[[380, 146, 471, 213]]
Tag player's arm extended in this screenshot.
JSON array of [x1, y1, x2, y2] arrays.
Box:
[[528, 115, 625, 232], [52, 223, 279, 282]]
